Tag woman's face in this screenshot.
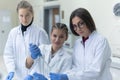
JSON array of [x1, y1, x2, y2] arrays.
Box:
[[50, 29, 67, 52], [72, 16, 91, 38], [18, 8, 33, 26]]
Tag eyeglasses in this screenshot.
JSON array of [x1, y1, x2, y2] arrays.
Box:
[[73, 21, 85, 31]]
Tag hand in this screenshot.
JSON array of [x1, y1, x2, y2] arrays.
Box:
[[24, 75, 33, 80], [50, 73, 68, 80], [33, 72, 47, 80], [29, 44, 42, 59], [6, 72, 14, 80]]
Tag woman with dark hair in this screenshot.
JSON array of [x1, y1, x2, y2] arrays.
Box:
[[49, 8, 112, 80], [69, 8, 96, 36], [3, 0, 49, 80]]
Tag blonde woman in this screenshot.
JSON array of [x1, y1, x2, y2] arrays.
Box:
[[24, 23, 72, 80], [4, 1, 49, 80]]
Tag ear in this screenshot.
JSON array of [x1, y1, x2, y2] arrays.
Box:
[[65, 35, 68, 41]]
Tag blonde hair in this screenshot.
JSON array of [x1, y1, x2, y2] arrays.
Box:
[[51, 23, 68, 38], [16, 0, 34, 14]]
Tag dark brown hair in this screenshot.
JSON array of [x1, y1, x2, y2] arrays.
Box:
[[70, 8, 96, 36]]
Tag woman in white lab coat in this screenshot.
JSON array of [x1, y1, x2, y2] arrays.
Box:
[[49, 8, 112, 80], [24, 23, 72, 80], [3, 1, 49, 80]]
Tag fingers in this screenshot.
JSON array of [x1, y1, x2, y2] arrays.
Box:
[[6, 76, 10, 80], [29, 43, 32, 46], [29, 44, 38, 49], [33, 72, 39, 77], [50, 73, 58, 80], [24, 75, 33, 80], [29, 43, 41, 59], [7, 72, 14, 80], [50, 73, 57, 76], [33, 72, 42, 80], [50, 73, 55, 75], [29, 44, 40, 53]]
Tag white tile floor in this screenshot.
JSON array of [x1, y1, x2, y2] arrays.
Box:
[[0, 55, 120, 80]]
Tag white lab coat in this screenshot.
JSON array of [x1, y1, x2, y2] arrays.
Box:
[[3, 24, 49, 80], [66, 31, 112, 80], [30, 44, 72, 78]]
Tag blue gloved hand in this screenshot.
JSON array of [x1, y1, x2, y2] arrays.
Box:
[[6, 72, 14, 80], [33, 72, 47, 80], [50, 73, 68, 80], [24, 75, 33, 80], [29, 44, 42, 59]]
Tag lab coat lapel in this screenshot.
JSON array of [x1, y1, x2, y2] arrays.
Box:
[[45, 52, 51, 64], [44, 45, 52, 64], [49, 48, 63, 67]]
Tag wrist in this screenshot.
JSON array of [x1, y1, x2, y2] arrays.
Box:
[[31, 54, 37, 59], [26, 56, 34, 69], [63, 74, 68, 80]]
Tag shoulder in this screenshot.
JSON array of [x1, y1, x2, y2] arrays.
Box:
[[85, 31, 107, 42], [10, 25, 19, 31], [93, 31, 108, 42], [39, 44, 51, 49], [31, 24, 46, 32], [31, 25, 48, 37], [90, 31, 110, 48], [39, 44, 51, 54], [9, 25, 20, 35]]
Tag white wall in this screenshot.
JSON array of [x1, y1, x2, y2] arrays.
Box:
[[0, 0, 18, 54], [0, 0, 18, 27]]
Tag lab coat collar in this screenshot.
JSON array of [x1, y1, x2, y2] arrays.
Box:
[[47, 45, 64, 67], [17, 24, 34, 34], [50, 45, 64, 56], [79, 30, 97, 44], [89, 30, 97, 38], [45, 45, 52, 64], [53, 46, 64, 56]]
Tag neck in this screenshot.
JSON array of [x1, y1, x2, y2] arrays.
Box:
[[51, 46, 60, 54], [21, 18, 33, 34]]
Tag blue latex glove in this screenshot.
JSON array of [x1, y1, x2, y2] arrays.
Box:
[[33, 72, 47, 80], [50, 73, 68, 80], [6, 72, 14, 80], [29, 44, 42, 59], [24, 75, 33, 80]]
